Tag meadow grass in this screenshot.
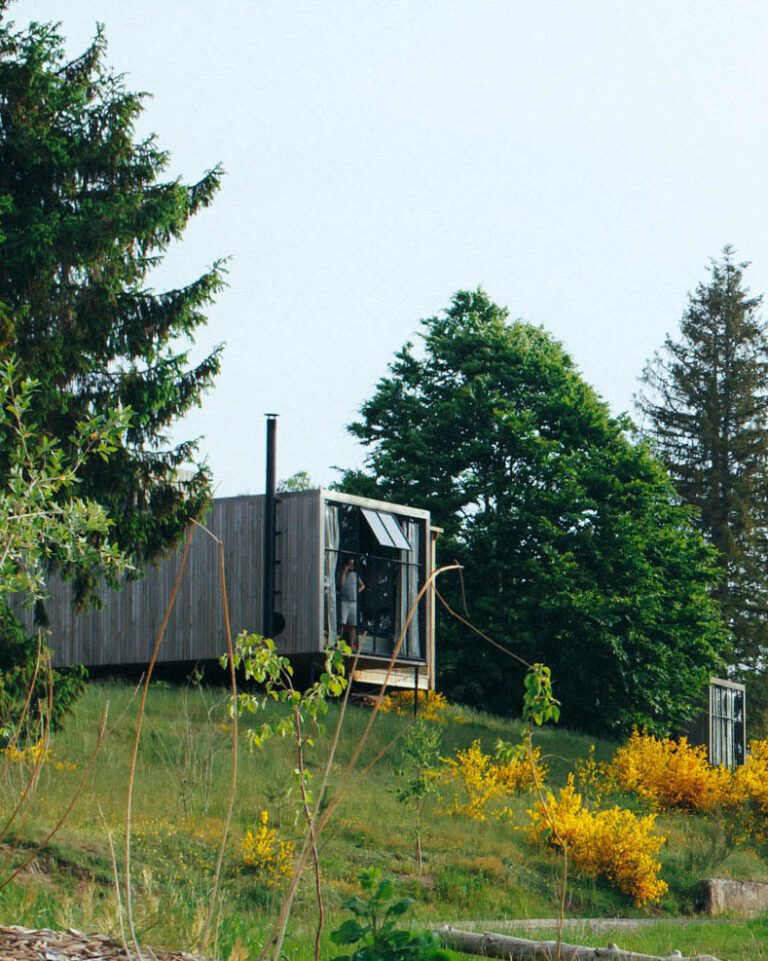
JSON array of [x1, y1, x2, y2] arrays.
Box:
[[483, 919, 768, 961], [0, 680, 764, 960]]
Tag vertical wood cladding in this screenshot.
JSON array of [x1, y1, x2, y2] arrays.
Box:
[[274, 491, 323, 655], [36, 490, 430, 676], [44, 495, 268, 667]]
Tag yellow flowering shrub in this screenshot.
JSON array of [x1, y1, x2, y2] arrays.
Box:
[[735, 740, 768, 820], [529, 776, 668, 907], [241, 811, 294, 886], [495, 742, 546, 795], [610, 730, 734, 812], [0, 739, 79, 777], [379, 690, 452, 723], [574, 744, 609, 806], [439, 739, 546, 821], [1, 738, 48, 766], [606, 733, 768, 845]]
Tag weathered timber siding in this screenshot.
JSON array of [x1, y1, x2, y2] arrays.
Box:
[[274, 490, 322, 655], [43, 496, 268, 667], [34, 489, 432, 682]]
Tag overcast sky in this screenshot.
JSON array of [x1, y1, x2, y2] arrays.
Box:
[[11, 1, 768, 495]]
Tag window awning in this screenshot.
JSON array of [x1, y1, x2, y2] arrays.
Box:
[[361, 508, 412, 551]]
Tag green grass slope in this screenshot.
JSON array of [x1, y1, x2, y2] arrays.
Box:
[[0, 681, 765, 960]]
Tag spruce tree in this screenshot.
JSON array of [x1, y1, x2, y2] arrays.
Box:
[[0, 8, 224, 596], [637, 247, 768, 705]]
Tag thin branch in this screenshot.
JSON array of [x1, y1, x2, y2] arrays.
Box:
[[261, 563, 462, 961], [436, 588, 532, 669], [197, 525, 239, 956], [124, 526, 195, 961]]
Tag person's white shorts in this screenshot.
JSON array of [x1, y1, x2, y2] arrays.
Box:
[[341, 601, 357, 627]]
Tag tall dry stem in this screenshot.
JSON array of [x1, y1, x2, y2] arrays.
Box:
[[259, 563, 461, 961], [199, 529, 239, 956], [123, 525, 195, 961], [101, 805, 129, 957]]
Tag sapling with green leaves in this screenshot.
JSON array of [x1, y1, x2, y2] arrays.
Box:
[[521, 662, 567, 961], [394, 720, 442, 876], [0, 359, 129, 895], [330, 867, 456, 961], [222, 632, 350, 961]]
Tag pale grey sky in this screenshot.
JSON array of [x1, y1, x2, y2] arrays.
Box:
[[11, 0, 768, 494]]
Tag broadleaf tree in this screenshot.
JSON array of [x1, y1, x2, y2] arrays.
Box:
[[0, 359, 130, 729], [0, 7, 224, 600], [637, 247, 768, 714], [340, 289, 728, 736]]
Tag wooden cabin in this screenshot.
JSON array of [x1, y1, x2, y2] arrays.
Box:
[[40, 490, 438, 690]]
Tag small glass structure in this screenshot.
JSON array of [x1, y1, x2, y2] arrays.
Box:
[[708, 678, 746, 768], [689, 677, 746, 768]]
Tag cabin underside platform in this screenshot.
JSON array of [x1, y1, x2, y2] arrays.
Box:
[[85, 652, 432, 693]]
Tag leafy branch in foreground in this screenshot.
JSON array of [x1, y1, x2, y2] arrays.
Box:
[[222, 633, 350, 961], [0, 359, 131, 733], [330, 867, 455, 961], [0, 360, 131, 602]]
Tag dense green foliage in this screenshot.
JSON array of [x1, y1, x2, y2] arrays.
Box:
[[0, 363, 129, 731], [638, 248, 768, 713], [340, 290, 728, 735], [0, 7, 224, 596]]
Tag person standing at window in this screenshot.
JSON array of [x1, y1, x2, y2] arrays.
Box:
[[340, 557, 365, 650]]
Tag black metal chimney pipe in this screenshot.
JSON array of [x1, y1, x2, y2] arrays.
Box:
[[263, 414, 278, 638]]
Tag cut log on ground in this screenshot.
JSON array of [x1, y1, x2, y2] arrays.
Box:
[[435, 924, 724, 961]]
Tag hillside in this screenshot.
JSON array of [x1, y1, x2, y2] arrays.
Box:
[[0, 682, 765, 960]]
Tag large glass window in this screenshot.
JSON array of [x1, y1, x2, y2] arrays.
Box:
[[323, 501, 425, 660], [709, 681, 745, 768]]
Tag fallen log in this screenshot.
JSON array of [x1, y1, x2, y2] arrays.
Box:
[[434, 924, 724, 961]]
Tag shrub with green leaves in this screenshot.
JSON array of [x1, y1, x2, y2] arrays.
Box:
[[330, 868, 456, 961]]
